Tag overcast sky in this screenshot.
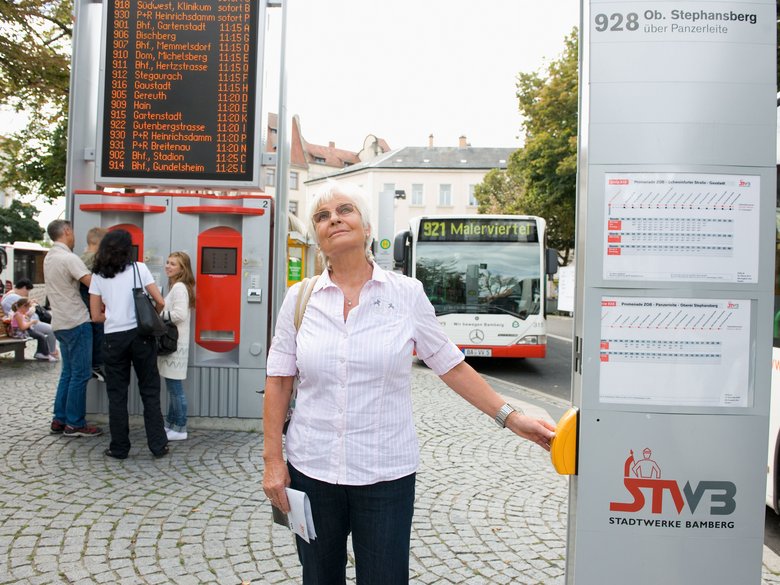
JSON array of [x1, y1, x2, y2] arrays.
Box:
[[264, 0, 580, 151]]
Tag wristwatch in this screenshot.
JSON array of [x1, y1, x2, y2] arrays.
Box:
[[494, 403, 522, 428]]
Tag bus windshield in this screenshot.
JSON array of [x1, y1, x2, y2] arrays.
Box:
[[415, 240, 541, 319]]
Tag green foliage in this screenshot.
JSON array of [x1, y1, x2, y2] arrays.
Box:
[[0, 0, 72, 203], [474, 29, 579, 265], [0, 200, 45, 244]]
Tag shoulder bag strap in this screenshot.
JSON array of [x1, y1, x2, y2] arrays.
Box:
[[293, 275, 319, 332]]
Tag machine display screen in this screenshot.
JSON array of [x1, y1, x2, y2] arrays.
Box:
[[98, 0, 260, 185], [201, 247, 237, 275]]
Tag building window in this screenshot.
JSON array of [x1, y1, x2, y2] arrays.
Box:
[[468, 184, 478, 207], [290, 171, 299, 190], [288, 200, 298, 216], [438, 184, 452, 207], [313, 156, 326, 164], [266, 168, 275, 187], [411, 184, 424, 206]]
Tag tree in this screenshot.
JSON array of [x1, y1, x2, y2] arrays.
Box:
[[474, 29, 579, 265], [0, 1, 72, 203], [0, 199, 45, 243]]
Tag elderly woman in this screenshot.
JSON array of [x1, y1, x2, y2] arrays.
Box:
[[262, 181, 555, 585]]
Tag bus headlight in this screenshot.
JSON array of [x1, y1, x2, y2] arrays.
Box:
[[515, 335, 545, 345]]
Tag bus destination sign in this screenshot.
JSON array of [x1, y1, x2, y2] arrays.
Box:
[[419, 218, 539, 242], [98, 0, 260, 186]]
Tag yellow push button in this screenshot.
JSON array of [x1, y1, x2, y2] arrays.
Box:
[[550, 407, 579, 475]]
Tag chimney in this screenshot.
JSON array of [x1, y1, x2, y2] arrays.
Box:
[[329, 141, 335, 149], [428, 134, 434, 148], [458, 135, 467, 148]]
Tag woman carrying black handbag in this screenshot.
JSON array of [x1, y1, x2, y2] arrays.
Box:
[[88, 229, 169, 460]]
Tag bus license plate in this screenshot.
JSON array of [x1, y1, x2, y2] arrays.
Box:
[[464, 348, 492, 357]]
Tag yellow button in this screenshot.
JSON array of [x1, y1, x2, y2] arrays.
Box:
[[550, 407, 578, 475]]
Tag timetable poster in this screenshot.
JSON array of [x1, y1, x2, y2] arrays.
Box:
[[603, 173, 760, 282], [599, 297, 750, 407]]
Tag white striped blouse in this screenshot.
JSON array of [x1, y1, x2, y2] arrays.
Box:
[[266, 263, 464, 486]]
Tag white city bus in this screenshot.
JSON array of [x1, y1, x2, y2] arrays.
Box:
[[393, 215, 558, 358], [0, 241, 48, 287], [767, 204, 780, 512]]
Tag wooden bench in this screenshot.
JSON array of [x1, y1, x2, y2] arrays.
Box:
[[0, 337, 31, 362]]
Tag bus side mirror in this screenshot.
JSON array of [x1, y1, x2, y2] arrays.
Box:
[[546, 248, 559, 276], [393, 230, 410, 270]]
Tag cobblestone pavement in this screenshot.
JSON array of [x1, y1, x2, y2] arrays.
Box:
[[1, 349, 779, 584]]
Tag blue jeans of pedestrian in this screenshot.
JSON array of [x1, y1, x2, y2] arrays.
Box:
[[103, 328, 167, 457], [288, 463, 415, 585], [52, 322, 92, 428], [164, 377, 187, 432]]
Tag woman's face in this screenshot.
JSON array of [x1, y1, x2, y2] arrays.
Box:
[[313, 195, 366, 259], [165, 256, 182, 279]]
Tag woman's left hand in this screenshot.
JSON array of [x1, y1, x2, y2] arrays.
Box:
[[505, 413, 556, 452]]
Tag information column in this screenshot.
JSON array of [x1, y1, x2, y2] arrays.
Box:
[[97, 0, 263, 187]]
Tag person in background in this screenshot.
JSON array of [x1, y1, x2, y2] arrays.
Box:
[[80, 227, 108, 382], [9, 298, 56, 361], [158, 251, 195, 441], [43, 220, 102, 437], [1, 279, 59, 360], [89, 229, 168, 460], [262, 181, 556, 585], [3, 280, 11, 296]]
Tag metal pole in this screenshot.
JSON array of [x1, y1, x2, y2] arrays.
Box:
[[271, 0, 290, 332]]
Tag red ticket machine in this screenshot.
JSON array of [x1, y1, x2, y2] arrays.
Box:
[[196, 226, 242, 352]]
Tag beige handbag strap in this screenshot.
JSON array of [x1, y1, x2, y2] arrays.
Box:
[[293, 275, 319, 332]]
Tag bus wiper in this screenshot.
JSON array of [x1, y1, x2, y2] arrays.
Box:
[[484, 305, 527, 319]]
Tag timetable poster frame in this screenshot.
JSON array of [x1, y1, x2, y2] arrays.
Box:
[[598, 296, 752, 408], [602, 172, 760, 283], [95, 0, 264, 188]]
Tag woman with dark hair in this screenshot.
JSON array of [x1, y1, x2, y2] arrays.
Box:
[[88, 229, 169, 460]]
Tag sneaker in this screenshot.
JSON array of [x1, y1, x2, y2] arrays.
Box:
[[166, 429, 187, 441], [63, 424, 103, 437], [50, 420, 66, 434], [34, 353, 54, 361], [91, 367, 105, 383]]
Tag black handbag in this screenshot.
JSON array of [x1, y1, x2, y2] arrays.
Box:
[[157, 313, 179, 356], [132, 263, 166, 337], [34, 304, 52, 324]]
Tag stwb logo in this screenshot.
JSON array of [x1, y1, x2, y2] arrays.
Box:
[[609, 448, 736, 516]]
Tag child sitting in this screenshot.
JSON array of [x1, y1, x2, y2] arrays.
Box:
[[11, 298, 55, 362]]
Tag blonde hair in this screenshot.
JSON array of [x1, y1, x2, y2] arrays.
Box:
[[167, 251, 196, 308], [307, 180, 374, 267], [86, 227, 108, 246]]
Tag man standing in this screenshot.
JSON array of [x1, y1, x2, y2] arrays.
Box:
[[44, 220, 102, 437]]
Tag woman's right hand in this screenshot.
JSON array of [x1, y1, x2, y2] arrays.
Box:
[[262, 457, 291, 513]]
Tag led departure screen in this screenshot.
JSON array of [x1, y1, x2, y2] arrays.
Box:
[[201, 247, 237, 275], [100, 0, 259, 184], [418, 218, 539, 243]]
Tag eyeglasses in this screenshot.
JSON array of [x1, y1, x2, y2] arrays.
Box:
[[312, 203, 356, 224]]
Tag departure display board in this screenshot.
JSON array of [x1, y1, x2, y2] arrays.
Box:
[[97, 0, 261, 186], [418, 218, 539, 243]]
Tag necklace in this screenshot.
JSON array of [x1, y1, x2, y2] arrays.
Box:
[[345, 298, 353, 306]]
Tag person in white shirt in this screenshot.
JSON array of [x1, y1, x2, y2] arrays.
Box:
[[262, 181, 556, 585], [157, 251, 195, 442], [89, 229, 168, 460]]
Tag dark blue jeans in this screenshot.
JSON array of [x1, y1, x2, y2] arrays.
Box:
[[52, 322, 92, 427], [288, 464, 415, 585], [103, 328, 167, 457]]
